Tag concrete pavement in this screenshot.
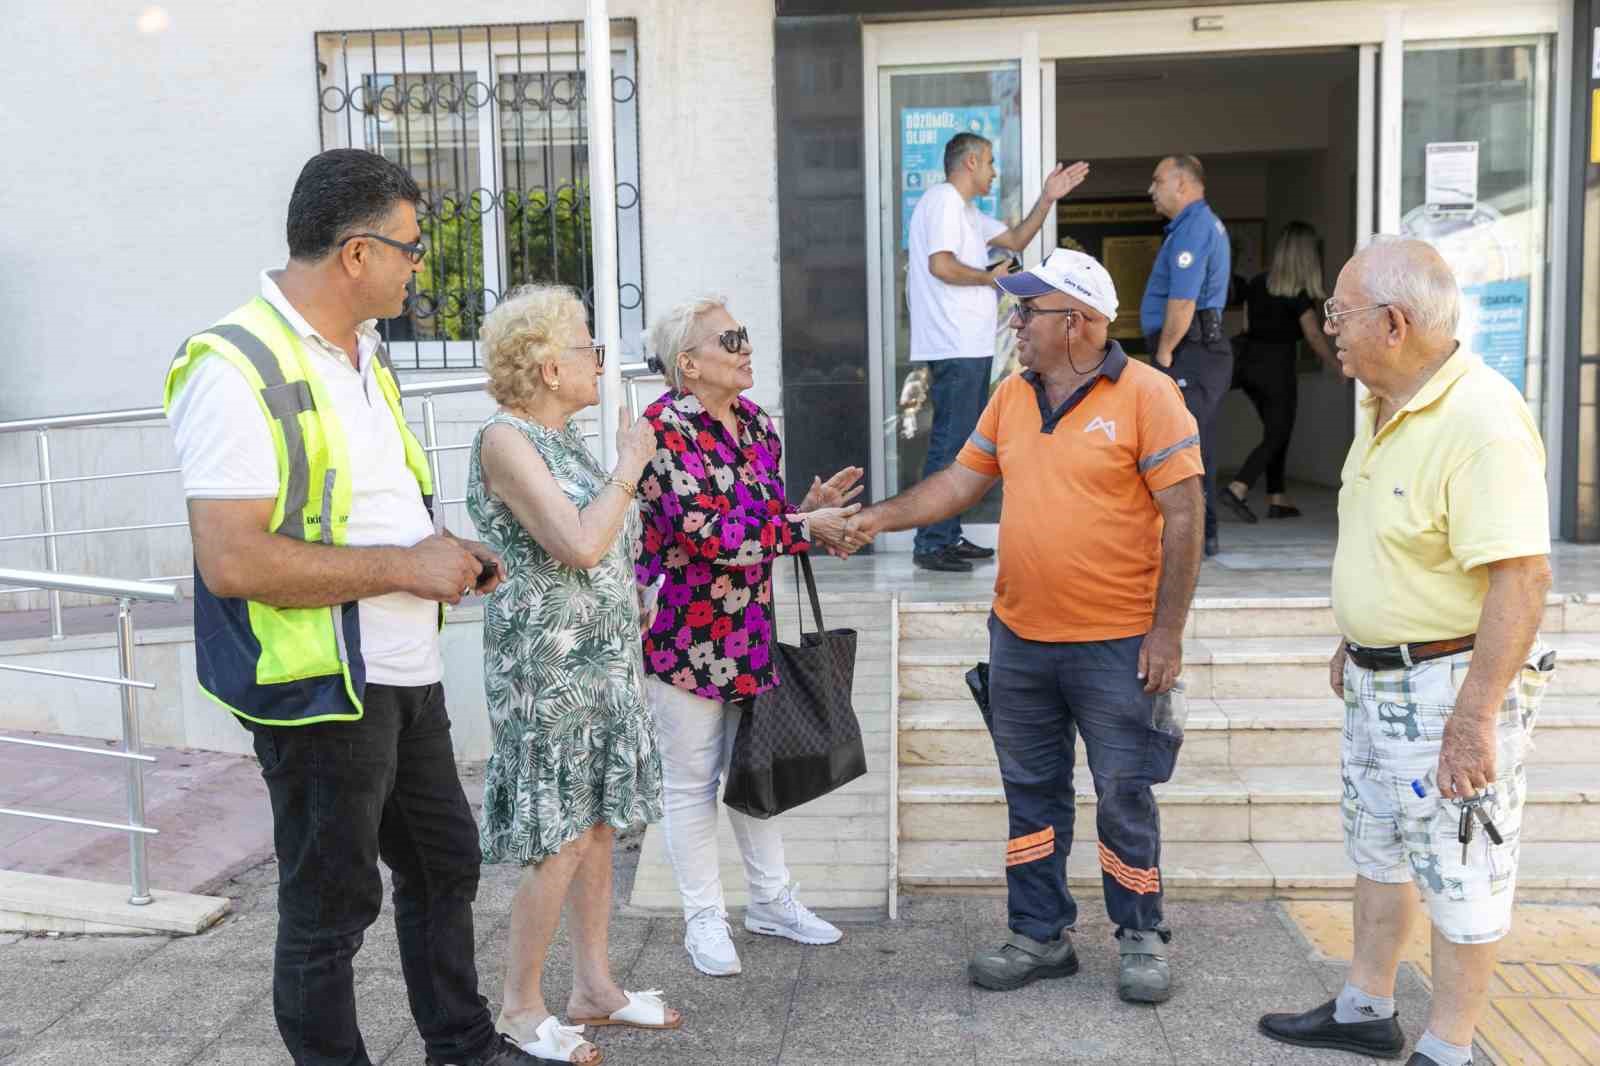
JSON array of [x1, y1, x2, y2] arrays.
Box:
[[0, 837, 1441, 1066]]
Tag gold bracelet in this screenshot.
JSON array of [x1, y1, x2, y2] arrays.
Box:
[[605, 476, 637, 498]]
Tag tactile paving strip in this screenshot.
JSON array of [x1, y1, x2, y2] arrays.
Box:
[[1285, 901, 1600, 1065]]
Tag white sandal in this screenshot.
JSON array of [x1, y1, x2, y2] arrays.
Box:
[[514, 1016, 603, 1064], [571, 988, 683, 1030]]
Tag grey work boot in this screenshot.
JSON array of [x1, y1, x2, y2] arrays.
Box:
[[969, 930, 1079, 991], [1116, 927, 1172, 1003]]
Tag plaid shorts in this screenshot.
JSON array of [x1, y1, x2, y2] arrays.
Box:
[[1340, 643, 1554, 944]]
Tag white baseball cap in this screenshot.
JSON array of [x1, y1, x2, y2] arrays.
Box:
[[995, 248, 1118, 323]]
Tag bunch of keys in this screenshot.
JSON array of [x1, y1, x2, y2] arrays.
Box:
[[1457, 794, 1505, 864]]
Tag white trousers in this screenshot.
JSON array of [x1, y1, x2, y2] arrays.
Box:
[[645, 678, 790, 918]]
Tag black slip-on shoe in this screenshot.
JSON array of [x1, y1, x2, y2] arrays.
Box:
[[1219, 487, 1259, 524], [969, 931, 1079, 991], [1258, 999, 1405, 1059], [913, 547, 973, 573], [952, 536, 995, 560], [1204, 533, 1220, 557], [1406, 1054, 1459, 1066], [1267, 503, 1303, 519]]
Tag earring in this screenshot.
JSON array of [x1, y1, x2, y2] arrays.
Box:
[[550, 376, 561, 392]]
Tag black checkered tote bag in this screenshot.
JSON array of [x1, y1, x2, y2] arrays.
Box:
[[722, 553, 867, 820]]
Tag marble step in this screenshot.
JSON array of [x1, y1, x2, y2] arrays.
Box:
[[898, 763, 1600, 843], [897, 594, 1594, 642], [897, 634, 1600, 701], [898, 696, 1600, 768], [897, 839, 1600, 901]]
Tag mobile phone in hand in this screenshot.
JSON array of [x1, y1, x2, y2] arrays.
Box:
[[474, 559, 499, 590]]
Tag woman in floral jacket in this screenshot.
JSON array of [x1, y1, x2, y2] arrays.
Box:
[[636, 295, 863, 978]]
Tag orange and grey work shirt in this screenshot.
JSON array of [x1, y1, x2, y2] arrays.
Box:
[[956, 341, 1203, 643]]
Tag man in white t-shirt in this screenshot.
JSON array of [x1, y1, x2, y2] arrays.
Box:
[[165, 150, 546, 1066], [906, 133, 1089, 571]]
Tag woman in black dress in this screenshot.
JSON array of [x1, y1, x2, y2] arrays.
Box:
[[1220, 221, 1340, 521]]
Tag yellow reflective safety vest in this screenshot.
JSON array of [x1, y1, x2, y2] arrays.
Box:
[[163, 296, 435, 726]]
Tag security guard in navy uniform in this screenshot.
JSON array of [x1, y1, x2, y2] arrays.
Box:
[[1143, 154, 1233, 556]]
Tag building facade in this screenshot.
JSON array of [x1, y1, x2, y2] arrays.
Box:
[[1, 0, 1597, 601]]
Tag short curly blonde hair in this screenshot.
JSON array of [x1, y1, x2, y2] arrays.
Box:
[[480, 284, 588, 410]]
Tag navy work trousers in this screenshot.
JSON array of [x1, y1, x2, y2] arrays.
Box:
[[1164, 336, 1234, 540], [987, 614, 1180, 942]]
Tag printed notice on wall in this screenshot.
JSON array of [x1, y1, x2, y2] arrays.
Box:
[[900, 106, 1002, 249], [1461, 278, 1530, 393], [1424, 141, 1479, 214]]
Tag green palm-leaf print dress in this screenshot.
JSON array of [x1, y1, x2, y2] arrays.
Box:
[[467, 412, 663, 865]]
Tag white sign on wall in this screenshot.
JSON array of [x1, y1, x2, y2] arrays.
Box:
[[1424, 141, 1479, 215]]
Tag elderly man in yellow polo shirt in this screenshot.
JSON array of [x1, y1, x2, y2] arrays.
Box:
[[1258, 237, 1554, 1066]]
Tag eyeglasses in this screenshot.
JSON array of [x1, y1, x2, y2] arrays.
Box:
[[700, 326, 749, 354], [1010, 303, 1081, 326], [339, 232, 428, 264], [571, 342, 606, 369], [1323, 299, 1391, 329]]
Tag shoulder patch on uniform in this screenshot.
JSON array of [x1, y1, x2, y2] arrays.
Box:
[[1176, 251, 1194, 269], [1215, 219, 1227, 236]]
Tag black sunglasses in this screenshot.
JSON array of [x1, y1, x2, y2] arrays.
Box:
[[340, 232, 428, 264], [702, 326, 749, 354]]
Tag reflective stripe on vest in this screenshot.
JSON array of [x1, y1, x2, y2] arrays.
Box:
[[165, 297, 434, 726]]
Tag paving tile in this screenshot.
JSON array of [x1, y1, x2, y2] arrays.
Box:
[[0, 934, 167, 1038]]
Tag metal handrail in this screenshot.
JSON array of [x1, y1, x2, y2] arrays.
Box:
[[0, 364, 664, 637], [0, 568, 180, 905]]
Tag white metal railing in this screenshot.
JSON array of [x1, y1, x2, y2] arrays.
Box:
[[0, 568, 181, 905], [0, 364, 665, 638]]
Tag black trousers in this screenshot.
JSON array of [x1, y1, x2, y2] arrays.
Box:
[[246, 682, 496, 1066], [1231, 342, 1298, 495], [1162, 336, 1234, 539]]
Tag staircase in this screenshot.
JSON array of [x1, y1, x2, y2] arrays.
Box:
[[896, 595, 1600, 900]]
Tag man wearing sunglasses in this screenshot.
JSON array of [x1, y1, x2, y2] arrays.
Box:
[[843, 250, 1204, 1006], [164, 149, 545, 1066], [905, 130, 1090, 572]]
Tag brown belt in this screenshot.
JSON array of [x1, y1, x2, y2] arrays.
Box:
[[1345, 634, 1476, 670]]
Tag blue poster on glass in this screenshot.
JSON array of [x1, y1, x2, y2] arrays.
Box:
[[1460, 277, 1529, 393], [900, 105, 1003, 249]]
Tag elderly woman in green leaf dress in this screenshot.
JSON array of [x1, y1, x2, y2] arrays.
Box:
[[466, 284, 680, 1065]]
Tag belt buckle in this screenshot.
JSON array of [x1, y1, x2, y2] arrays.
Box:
[[1399, 643, 1414, 668]]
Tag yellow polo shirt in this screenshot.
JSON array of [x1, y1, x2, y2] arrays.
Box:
[[1332, 350, 1549, 647]]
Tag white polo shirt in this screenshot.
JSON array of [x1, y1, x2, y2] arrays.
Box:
[[167, 272, 442, 687], [907, 181, 1007, 362]]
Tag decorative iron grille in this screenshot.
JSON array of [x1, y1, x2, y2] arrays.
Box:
[[315, 22, 645, 369]]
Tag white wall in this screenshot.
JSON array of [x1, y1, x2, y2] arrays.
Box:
[[0, 0, 779, 601], [0, 0, 781, 415]]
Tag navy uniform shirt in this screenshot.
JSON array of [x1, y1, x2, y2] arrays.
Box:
[[1139, 199, 1231, 336]]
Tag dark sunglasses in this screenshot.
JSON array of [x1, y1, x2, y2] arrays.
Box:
[[703, 326, 749, 354], [571, 342, 606, 369], [340, 232, 428, 264]]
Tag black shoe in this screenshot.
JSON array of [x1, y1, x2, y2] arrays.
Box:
[[1204, 533, 1220, 557], [1258, 999, 1405, 1059], [1219, 487, 1259, 524], [1267, 503, 1302, 519], [969, 930, 1079, 991], [952, 536, 995, 560], [913, 547, 974, 573], [428, 1033, 565, 1065], [1407, 1054, 1458, 1066]]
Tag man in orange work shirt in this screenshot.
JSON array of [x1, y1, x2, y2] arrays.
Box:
[[841, 249, 1205, 1004]]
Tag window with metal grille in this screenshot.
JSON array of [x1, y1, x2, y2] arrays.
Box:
[[315, 22, 644, 370]]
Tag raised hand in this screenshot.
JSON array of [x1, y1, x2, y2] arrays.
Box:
[[800, 466, 865, 512], [1044, 160, 1091, 201], [615, 405, 656, 480]]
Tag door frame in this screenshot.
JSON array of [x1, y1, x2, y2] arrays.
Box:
[[863, 0, 1569, 533]]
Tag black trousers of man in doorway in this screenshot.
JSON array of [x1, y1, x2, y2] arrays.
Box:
[[1160, 335, 1233, 544]]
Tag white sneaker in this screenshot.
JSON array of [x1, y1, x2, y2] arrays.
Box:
[[744, 884, 842, 945], [684, 906, 742, 976]]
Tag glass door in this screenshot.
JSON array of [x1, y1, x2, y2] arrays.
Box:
[[1397, 38, 1553, 417], [876, 63, 1023, 526]]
